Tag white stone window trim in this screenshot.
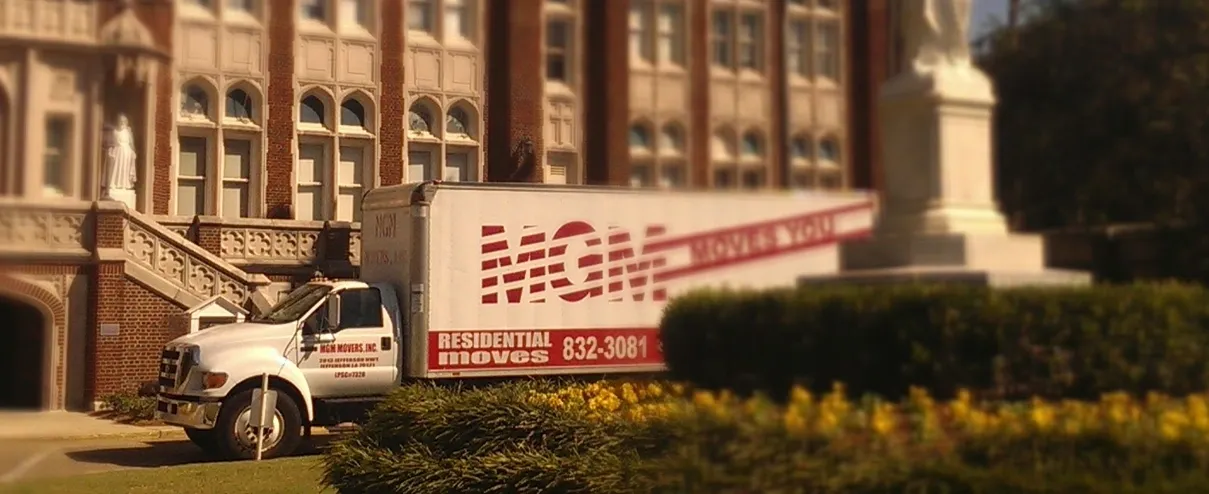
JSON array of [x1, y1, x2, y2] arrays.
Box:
[[543, 1, 583, 184], [404, 96, 483, 183], [172, 77, 267, 219], [709, 3, 766, 82], [299, 0, 377, 38], [628, 119, 688, 189], [294, 86, 381, 223]]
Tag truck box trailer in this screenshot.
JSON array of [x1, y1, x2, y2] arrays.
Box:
[[155, 182, 875, 460]]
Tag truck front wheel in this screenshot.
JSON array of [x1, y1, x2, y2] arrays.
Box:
[[213, 388, 304, 461], [184, 427, 221, 456]]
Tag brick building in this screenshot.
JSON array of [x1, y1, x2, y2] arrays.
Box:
[[0, 0, 890, 411]]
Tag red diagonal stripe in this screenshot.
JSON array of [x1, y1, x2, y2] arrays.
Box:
[[642, 202, 873, 253]]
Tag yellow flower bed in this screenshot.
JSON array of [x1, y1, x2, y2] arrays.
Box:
[[528, 381, 1209, 446]]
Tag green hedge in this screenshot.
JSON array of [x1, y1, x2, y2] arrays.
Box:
[[659, 284, 1209, 400], [322, 382, 673, 494], [323, 381, 1209, 494]]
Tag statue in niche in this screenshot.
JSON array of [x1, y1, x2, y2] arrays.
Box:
[[901, 0, 973, 74], [102, 113, 138, 199]]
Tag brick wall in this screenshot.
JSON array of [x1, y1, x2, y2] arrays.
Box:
[[582, 0, 630, 186], [96, 279, 186, 397], [689, 0, 710, 186], [379, 0, 405, 187], [265, 0, 298, 219], [486, 0, 545, 183], [847, 0, 888, 191]]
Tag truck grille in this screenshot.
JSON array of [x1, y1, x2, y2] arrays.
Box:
[[159, 347, 183, 391]]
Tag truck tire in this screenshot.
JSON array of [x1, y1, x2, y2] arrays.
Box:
[[184, 427, 221, 456], [213, 388, 304, 461]]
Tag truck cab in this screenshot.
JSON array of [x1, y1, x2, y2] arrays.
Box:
[[155, 279, 402, 460]]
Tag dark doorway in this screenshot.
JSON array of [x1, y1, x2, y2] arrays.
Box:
[[0, 297, 45, 409]]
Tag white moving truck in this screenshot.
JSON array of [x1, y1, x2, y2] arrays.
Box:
[[155, 182, 875, 459]]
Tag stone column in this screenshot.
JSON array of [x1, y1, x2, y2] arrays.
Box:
[[801, 0, 1088, 287]]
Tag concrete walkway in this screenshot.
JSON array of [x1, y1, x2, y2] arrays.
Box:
[[0, 411, 182, 441]]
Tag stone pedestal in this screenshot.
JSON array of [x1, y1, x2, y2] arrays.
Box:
[[103, 189, 137, 211], [801, 64, 1089, 288]]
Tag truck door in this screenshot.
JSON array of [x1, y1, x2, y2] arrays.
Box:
[[296, 287, 399, 398]]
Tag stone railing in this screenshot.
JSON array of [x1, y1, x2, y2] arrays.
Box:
[[152, 215, 362, 271], [0, 198, 94, 260], [115, 204, 271, 305]]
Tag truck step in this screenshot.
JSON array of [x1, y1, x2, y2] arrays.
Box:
[[325, 422, 361, 433]]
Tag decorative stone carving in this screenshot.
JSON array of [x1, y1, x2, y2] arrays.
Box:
[[220, 227, 321, 262], [100, 0, 162, 86], [124, 223, 250, 304], [0, 208, 90, 253]]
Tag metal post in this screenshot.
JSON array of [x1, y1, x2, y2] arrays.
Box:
[[255, 372, 269, 461]]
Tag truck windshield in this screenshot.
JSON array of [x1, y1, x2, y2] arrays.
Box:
[[251, 284, 333, 324]]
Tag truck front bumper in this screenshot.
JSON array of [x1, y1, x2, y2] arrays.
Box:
[[155, 394, 222, 430]]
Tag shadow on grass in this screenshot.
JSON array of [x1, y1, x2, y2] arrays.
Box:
[[64, 435, 336, 469]]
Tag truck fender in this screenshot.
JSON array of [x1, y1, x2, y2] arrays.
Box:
[[218, 355, 317, 423]]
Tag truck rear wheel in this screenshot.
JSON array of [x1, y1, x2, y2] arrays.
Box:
[[213, 388, 303, 461]]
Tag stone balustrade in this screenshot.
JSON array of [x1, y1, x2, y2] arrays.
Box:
[[152, 216, 362, 271]]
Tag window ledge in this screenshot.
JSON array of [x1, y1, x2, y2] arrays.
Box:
[[545, 81, 576, 98], [408, 32, 441, 48], [298, 19, 334, 36], [178, 4, 217, 23], [223, 11, 263, 29], [298, 126, 333, 138], [445, 37, 479, 52], [710, 66, 737, 79], [408, 131, 441, 142], [446, 135, 479, 146], [338, 24, 377, 40], [177, 118, 217, 129], [814, 77, 841, 89], [738, 69, 766, 83], [817, 160, 843, 171], [223, 118, 261, 130], [657, 63, 688, 76], [339, 126, 375, 138]]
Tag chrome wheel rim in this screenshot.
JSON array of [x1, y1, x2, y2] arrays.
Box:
[[233, 405, 284, 452]]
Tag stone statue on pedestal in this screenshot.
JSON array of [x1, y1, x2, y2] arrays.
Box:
[[902, 0, 973, 74], [102, 113, 138, 206]]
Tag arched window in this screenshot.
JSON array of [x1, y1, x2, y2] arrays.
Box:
[[409, 102, 434, 134], [226, 89, 254, 121], [446, 107, 470, 136], [341, 98, 367, 129], [629, 124, 652, 150], [300, 95, 326, 125], [791, 136, 812, 160], [181, 84, 210, 119], [819, 138, 840, 162], [741, 131, 762, 157], [711, 128, 735, 161], [660, 124, 683, 153]]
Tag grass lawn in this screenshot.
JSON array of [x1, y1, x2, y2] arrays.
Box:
[[4, 456, 332, 494]]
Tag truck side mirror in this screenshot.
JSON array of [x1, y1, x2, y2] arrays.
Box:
[[325, 294, 342, 331]]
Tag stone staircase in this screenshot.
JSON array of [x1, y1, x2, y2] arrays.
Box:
[[0, 198, 362, 313]]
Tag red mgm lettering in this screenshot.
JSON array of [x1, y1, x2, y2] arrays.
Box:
[[479, 222, 668, 304]]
